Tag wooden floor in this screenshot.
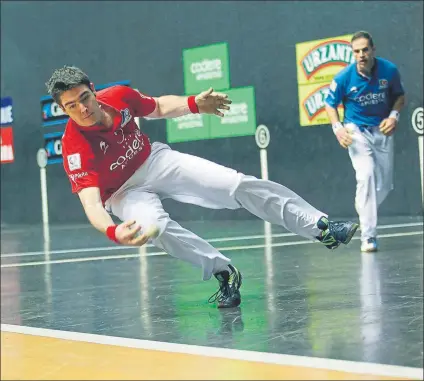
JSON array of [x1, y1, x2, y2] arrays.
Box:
[[2, 326, 421, 380]]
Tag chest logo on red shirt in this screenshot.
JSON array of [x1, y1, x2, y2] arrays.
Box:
[[114, 128, 125, 144], [109, 128, 146, 171]]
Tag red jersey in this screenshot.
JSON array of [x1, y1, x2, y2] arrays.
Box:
[[62, 85, 157, 203]]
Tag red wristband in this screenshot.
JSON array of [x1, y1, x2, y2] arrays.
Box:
[[188, 95, 199, 114], [106, 225, 119, 243]]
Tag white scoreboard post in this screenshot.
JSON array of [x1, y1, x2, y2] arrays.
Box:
[[255, 124, 275, 312], [255, 124, 272, 244], [37, 148, 50, 243], [411, 107, 423, 207], [255, 124, 270, 181]]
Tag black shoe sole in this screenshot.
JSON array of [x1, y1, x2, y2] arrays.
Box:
[[326, 242, 340, 250], [342, 223, 359, 245]]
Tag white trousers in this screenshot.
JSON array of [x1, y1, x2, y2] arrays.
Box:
[[346, 123, 394, 241], [106, 142, 326, 280]]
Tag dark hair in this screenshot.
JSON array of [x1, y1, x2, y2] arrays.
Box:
[[351, 31, 374, 47], [45, 65, 91, 105]]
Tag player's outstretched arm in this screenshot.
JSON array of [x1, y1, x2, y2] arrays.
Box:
[[78, 187, 148, 246], [147, 88, 231, 119]]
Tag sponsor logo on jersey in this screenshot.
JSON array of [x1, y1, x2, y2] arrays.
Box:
[[379, 79, 388, 89], [120, 108, 132, 127], [69, 171, 88, 183], [109, 130, 145, 171], [67, 153, 81, 171], [356, 92, 386, 107]]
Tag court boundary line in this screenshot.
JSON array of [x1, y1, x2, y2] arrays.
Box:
[[1, 323, 422, 379], [1, 221, 422, 258], [1, 230, 422, 268], [1, 220, 420, 235]]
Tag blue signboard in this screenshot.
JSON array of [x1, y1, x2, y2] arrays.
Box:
[[1, 97, 14, 126], [44, 131, 64, 164]]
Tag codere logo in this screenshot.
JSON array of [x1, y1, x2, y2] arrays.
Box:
[[174, 113, 203, 129], [302, 85, 330, 121], [221, 103, 248, 124], [190, 59, 222, 80], [301, 40, 354, 79]]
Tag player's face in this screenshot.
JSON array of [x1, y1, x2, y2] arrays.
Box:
[[352, 38, 375, 72], [60, 84, 102, 127]]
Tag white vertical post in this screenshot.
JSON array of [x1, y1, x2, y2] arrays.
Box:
[[44, 239, 52, 307], [40, 167, 50, 242], [37, 149, 50, 243], [411, 107, 423, 207], [419, 135, 423, 206], [260, 148, 271, 233], [139, 241, 152, 332], [255, 124, 271, 230], [260, 148, 269, 181], [264, 217, 275, 313], [256, 125, 275, 313], [255, 125, 271, 180]]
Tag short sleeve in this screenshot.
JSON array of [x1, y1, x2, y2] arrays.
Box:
[[325, 77, 344, 108], [390, 67, 405, 99], [62, 126, 100, 194], [122, 86, 157, 117]]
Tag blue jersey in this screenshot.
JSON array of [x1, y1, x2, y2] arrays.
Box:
[[325, 57, 404, 127]]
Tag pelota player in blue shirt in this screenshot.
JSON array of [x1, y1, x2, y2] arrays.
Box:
[[325, 31, 406, 252]]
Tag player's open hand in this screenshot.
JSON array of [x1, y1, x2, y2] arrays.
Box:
[[115, 220, 148, 246], [195, 87, 232, 117], [379, 117, 397, 136], [335, 127, 353, 149]]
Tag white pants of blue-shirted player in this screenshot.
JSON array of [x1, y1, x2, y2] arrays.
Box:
[[105, 142, 326, 280], [345, 123, 394, 252]]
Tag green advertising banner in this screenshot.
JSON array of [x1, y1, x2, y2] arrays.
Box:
[[183, 42, 230, 94], [166, 113, 210, 143], [209, 86, 256, 139]]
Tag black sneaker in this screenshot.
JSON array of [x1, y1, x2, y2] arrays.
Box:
[[208, 264, 242, 308], [316, 216, 359, 250]]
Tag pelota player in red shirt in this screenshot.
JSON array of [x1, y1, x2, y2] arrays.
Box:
[[46, 66, 359, 309]]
